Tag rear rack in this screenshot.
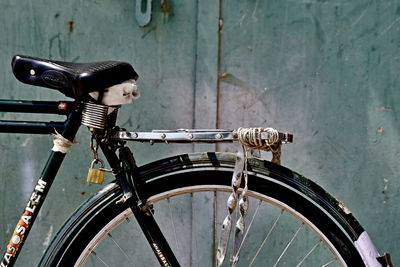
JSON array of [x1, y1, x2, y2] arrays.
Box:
[[113, 128, 293, 144]]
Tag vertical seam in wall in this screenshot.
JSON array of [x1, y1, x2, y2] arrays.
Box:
[[216, 0, 223, 150], [191, 0, 200, 153], [191, 0, 200, 262], [192, 0, 199, 130], [216, 0, 223, 129]]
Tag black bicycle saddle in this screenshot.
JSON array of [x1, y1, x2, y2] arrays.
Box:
[[12, 55, 138, 99]]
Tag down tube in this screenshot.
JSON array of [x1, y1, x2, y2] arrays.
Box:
[[1, 151, 68, 267]]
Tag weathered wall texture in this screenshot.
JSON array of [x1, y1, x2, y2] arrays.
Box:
[[0, 0, 399, 265]]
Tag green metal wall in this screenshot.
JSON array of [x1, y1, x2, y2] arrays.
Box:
[[0, 0, 399, 265]]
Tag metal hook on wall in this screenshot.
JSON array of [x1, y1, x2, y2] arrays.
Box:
[[135, 0, 152, 27]]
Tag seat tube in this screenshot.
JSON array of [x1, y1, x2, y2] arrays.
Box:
[[0, 102, 83, 267]]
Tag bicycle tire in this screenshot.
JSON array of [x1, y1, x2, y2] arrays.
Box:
[[40, 152, 365, 266]]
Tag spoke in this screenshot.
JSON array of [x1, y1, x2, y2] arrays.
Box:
[[232, 199, 262, 260], [273, 223, 304, 267], [249, 209, 284, 267], [107, 232, 135, 264], [321, 259, 337, 266], [91, 250, 110, 267], [191, 193, 197, 266], [213, 191, 218, 267], [167, 198, 180, 252], [296, 240, 321, 267]]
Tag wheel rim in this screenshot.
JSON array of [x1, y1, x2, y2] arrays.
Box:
[[75, 185, 347, 267]]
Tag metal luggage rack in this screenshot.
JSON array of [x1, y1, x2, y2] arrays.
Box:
[[113, 128, 294, 144]]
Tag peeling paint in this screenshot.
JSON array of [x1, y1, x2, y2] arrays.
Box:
[[20, 136, 32, 147], [141, 26, 157, 39], [160, 0, 172, 17], [381, 178, 389, 194], [376, 107, 392, 111], [48, 33, 63, 59], [67, 20, 74, 33]]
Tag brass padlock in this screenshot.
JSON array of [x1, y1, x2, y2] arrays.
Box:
[[87, 159, 105, 184]]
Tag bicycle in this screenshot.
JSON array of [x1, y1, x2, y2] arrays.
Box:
[[0, 55, 393, 266]]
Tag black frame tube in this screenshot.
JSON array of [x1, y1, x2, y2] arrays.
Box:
[[0, 121, 65, 134], [0, 100, 73, 135], [0, 100, 72, 115], [100, 143, 180, 266], [0, 101, 82, 267]]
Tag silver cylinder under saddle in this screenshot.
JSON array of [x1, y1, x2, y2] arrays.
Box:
[[81, 102, 109, 129]]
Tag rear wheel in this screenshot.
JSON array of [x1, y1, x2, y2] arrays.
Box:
[[40, 152, 365, 266]]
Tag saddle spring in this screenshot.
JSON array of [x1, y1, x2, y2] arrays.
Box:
[[81, 102, 109, 129]]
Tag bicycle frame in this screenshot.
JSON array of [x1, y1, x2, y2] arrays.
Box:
[[2, 53, 392, 266], [0, 100, 72, 134], [0, 99, 179, 267], [0, 97, 298, 267], [0, 98, 392, 267], [0, 100, 82, 267]]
